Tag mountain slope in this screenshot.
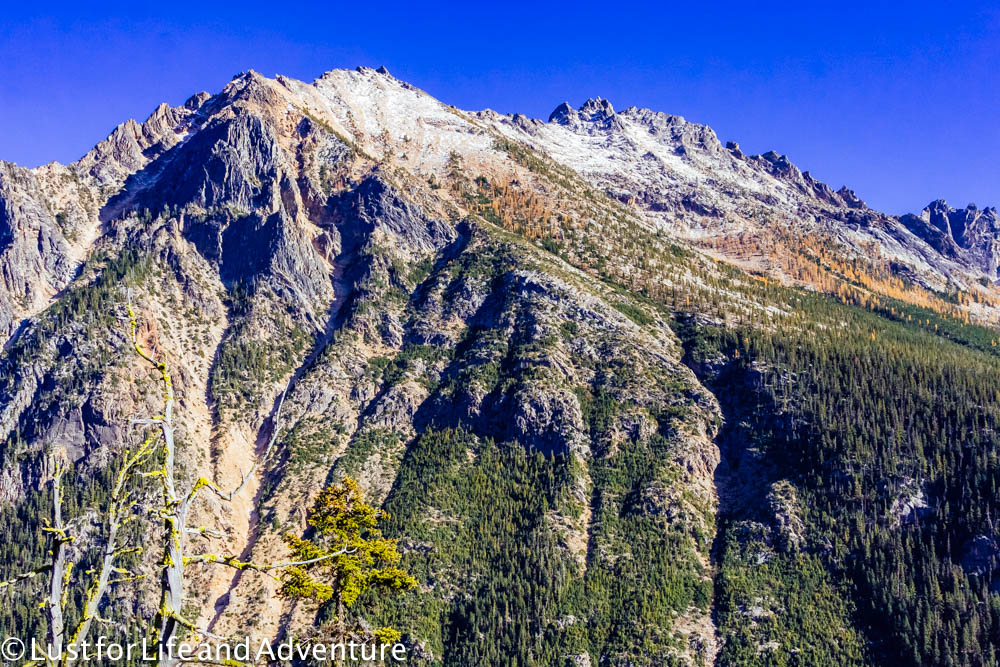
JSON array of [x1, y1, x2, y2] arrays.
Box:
[[478, 99, 1000, 340], [1, 66, 999, 666]]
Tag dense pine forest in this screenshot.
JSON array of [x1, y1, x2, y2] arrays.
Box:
[[347, 241, 1000, 665], [679, 295, 1000, 666]]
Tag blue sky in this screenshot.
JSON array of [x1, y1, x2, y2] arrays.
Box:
[[1, 2, 997, 214]]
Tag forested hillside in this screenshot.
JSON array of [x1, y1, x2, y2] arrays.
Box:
[[1, 66, 999, 666]]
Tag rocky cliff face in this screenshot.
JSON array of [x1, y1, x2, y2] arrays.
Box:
[[0, 66, 998, 665], [899, 200, 1000, 276], [0, 96, 204, 341]]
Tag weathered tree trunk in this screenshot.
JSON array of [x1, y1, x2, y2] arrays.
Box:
[[152, 363, 186, 667], [47, 471, 67, 659]]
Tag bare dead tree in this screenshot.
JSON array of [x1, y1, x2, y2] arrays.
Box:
[[0, 437, 155, 667]]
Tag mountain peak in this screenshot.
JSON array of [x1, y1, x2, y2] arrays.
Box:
[[184, 91, 211, 110], [579, 97, 615, 120], [548, 101, 575, 124], [548, 98, 616, 125], [837, 186, 866, 209]]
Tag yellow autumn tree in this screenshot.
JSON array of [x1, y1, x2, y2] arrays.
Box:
[[280, 476, 417, 642]]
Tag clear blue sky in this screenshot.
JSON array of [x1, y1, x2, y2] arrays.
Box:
[[1, 2, 997, 215]]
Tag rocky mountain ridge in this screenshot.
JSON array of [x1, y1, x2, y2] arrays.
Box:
[[488, 96, 1000, 291], [5, 68, 997, 346]]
